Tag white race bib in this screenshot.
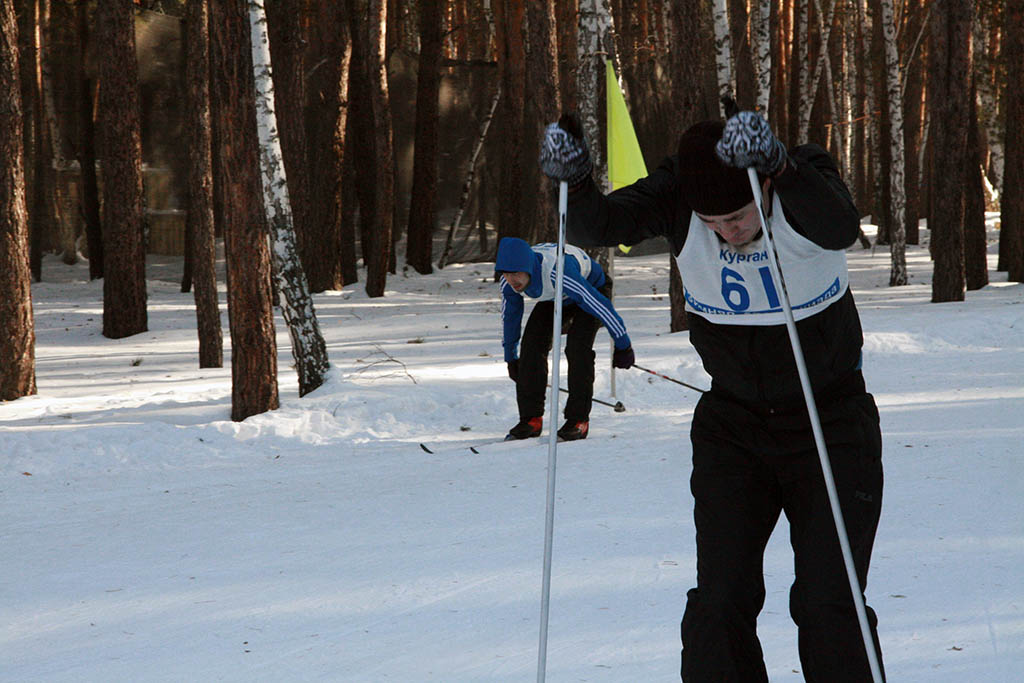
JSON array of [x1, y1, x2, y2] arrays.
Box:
[[675, 192, 848, 326], [534, 243, 592, 301]]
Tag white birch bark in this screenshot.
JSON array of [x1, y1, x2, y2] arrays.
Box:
[[799, 0, 837, 143], [859, 0, 882, 233], [752, 0, 772, 117], [711, 0, 733, 111], [841, 0, 855, 176], [810, 0, 843, 159], [248, 0, 329, 396], [880, 0, 907, 285], [797, 0, 811, 140], [974, 8, 1003, 196], [577, 0, 615, 192]]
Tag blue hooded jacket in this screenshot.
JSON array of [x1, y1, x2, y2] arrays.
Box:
[[495, 237, 631, 362]]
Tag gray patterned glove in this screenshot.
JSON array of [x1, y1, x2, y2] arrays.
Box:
[[539, 115, 592, 187], [716, 110, 787, 176]]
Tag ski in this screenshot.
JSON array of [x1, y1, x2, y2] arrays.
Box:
[[419, 436, 518, 454], [419, 433, 599, 454]]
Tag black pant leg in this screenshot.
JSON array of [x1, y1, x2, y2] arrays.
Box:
[[681, 394, 780, 683], [563, 305, 600, 421], [782, 393, 885, 682], [516, 301, 554, 419]]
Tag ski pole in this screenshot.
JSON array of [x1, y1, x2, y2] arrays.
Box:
[[746, 166, 883, 683], [554, 386, 626, 412], [632, 364, 707, 394], [537, 181, 567, 683]]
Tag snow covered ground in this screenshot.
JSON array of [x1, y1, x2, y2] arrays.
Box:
[[2, 220, 1022, 681]]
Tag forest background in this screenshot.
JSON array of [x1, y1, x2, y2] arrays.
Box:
[[1, 0, 1023, 421]]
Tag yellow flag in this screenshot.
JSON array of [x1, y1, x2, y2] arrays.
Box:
[[605, 59, 647, 253]]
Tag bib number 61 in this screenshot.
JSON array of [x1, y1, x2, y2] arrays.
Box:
[[721, 266, 781, 312]]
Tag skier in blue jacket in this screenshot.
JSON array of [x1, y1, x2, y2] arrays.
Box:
[[495, 237, 635, 441]]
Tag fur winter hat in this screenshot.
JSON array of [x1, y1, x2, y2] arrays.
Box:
[[677, 120, 753, 216]]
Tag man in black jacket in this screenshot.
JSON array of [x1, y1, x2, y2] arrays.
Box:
[[540, 111, 885, 682]]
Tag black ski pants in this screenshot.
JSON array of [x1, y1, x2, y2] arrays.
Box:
[[516, 279, 612, 422], [680, 383, 885, 682]]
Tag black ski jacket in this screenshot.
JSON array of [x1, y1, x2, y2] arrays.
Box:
[[566, 145, 866, 411]]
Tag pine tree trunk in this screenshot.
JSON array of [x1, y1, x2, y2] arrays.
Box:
[[1001, 0, 1024, 282], [667, 0, 716, 333], [184, 0, 223, 369], [97, 0, 148, 339], [340, 109, 359, 284], [306, 0, 351, 291], [557, 0, 579, 115], [264, 1, 313, 286], [525, 0, 561, 244], [249, 0, 329, 396], [880, 0, 907, 285], [406, 0, 442, 274], [901, 0, 924, 245], [356, 0, 393, 297], [492, 0, 525, 241], [75, 1, 102, 278], [728, 0, 755, 110], [964, 80, 989, 291], [346, 2, 375, 274], [209, 0, 279, 420], [0, 0, 36, 400], [928, 0, 972, 302]]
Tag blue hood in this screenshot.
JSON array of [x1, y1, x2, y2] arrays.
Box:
[[495, 238, 538, 274]]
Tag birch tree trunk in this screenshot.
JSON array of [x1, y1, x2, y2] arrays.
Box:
[[799, 0, 837, 143], [577, 0, 614, 191], [795, 0, 810, 141], [880, 0, 907, 285], [901, 0, 925, 245], [974, 4, 1003, 196], [712, 0, 734, 109], [752, 0, 772, 116], [0, 0, 36, 400], [249, 0, 329, 397]]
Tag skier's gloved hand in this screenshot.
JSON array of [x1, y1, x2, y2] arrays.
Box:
[[612, 346, 635, 369], [508, 359, 519, 383], [716, 110, 788, 177], [539, 113, 592, 187]]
